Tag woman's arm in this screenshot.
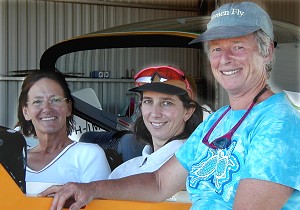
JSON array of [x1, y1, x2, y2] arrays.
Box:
[[41, 155, 188, 210], [234, 178, 294, 210]]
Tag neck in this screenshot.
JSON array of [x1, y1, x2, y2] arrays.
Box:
[[35, 133, 72, 153], [229, 85, 274, 110], [152, 142, 162, 152]]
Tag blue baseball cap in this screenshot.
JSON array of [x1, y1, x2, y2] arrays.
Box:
[[189, 2, 274, 44]]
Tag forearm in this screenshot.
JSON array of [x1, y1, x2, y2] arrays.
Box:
[[234, 179, 294, 209], [45, 156, 187, 210], [90, 172, 168, 202]]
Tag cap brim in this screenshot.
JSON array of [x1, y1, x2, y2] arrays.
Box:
[[129, 83, 187, 96], [189, 26, 260, 44]]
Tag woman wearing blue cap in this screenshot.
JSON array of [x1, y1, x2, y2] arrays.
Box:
[[41, 2, 300, 209]]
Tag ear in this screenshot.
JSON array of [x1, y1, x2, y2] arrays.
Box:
[[66, 101, 72, 117], [264, 42, 275, 63], [183, 103, 196, 122], [22, 106, 31, 121]]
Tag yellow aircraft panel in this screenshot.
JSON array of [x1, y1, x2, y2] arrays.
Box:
[[0, 164, 191, 210]]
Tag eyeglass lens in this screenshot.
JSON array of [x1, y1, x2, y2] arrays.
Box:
[[28, 96, 67, 108]]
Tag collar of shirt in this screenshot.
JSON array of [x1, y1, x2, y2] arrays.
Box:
[[139, 140, 185, 167]]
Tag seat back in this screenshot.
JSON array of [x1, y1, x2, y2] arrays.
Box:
[[284, 90, 300, 112], [104, 149, 124, 171], [0, 126, 26, 193], [79, 131, 128, 170]]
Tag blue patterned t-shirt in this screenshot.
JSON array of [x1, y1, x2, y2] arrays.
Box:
[[176, 92, 300, 209]]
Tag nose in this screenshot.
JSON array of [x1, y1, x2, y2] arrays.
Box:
[[41, 100, 52, 109], [220, 49, 233, 65], [150, 103, 162, 117]]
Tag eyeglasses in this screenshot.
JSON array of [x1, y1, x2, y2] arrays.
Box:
[[27, 96, 68, 109], [203, 86, 268, 149], [134, 66, 193, 98]]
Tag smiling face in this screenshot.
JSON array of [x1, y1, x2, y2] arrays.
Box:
[[140, 91, 193, 151], [209, 33, 270, 97], [22, 78, 72, 137]]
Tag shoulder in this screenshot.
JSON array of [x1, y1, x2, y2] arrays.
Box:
[[70, 142, 105, 154], [108, 156, 144, 179], [255, 92, 300, 121], [165, 140, 185, 149], [73, 141, 102, 148], [261, 92, 292, 108]]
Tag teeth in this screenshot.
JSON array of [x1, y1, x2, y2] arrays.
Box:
[[41, 117, 55, 121], [222, 69, 241, 75], [151, 122, 164, 127]]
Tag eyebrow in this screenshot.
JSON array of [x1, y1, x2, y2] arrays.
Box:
[[30, 95, 57, 99], [142, 96, 177, 102], [211, 36, 250, 44]]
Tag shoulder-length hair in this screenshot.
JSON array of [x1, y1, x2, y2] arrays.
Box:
[[15, 69, 75, 136], [133, 93, 203, 148]]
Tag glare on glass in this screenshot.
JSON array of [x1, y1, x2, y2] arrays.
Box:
[[27, 96, 67, 109]]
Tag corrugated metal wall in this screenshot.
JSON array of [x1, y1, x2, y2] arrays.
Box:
[[218, 0, 300, 26], [0, 0, 198, 75], [0, 0, 200, 128]]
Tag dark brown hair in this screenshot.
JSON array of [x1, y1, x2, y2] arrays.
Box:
[[15, 69, 75, 136], [133, 93, 203, 148]]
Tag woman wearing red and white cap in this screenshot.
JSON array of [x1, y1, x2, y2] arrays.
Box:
[[109, 65, 205, 179]]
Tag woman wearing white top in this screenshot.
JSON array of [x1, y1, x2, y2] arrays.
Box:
[[15, 69, 111, 194]]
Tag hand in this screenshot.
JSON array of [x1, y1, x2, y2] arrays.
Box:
[[39, 182, 94, 210]]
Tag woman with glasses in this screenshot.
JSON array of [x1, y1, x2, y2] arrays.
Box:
[[42, 2, 299, 210], [16, 69, 111, 195], [108, 66, 205, 180]]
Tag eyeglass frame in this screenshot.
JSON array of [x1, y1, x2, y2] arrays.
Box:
[[202, 86, 268, 149], [26, 96, 68, 109]]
